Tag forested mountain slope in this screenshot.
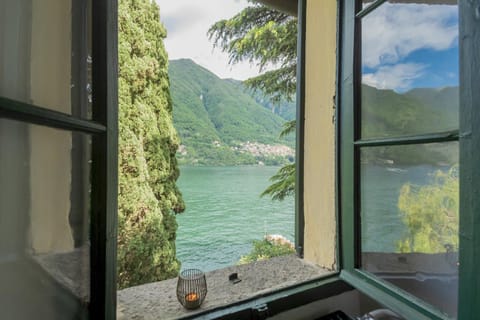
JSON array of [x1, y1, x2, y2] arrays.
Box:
[[169, 59, 458, 166], [169, 59, 294, 165], [361, 85, 458, 165]]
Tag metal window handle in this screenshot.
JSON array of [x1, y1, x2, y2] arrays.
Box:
[[357, 309, 404, 320]]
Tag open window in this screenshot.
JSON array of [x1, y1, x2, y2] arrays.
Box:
[[339, 0, 480, 319], [2, 0, 480, 319]]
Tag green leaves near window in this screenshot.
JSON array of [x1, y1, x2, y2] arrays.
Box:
[[397, 166, 459, 254]]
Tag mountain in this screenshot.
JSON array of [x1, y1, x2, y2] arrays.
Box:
[[225, 78, 296, 121], [361, 84, 458, 165], [168, 58, 458, 166], [168, 59, 294, 166]]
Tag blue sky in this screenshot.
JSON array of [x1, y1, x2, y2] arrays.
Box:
[[361, 3, 459, 92]]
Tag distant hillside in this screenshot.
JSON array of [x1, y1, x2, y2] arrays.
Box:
[[168, 59, 294, 166], [361, 84, 458, 165], [168, 58, 458, 167], [225, 78, 296, 121]]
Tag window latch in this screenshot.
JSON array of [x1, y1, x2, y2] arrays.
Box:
[[252, 303, 269, 320]]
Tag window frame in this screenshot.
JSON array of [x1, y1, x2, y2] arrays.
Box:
[[295, 0, 306, 258], [338, 0, 480, 319], [0, 0, 118, 318], [5, 0, 480, 318]]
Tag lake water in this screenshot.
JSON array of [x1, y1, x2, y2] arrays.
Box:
[[176, 166, 294, 271], [176, 165, 447, 271]]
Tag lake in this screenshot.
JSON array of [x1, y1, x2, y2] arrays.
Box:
[[176, 164, 449, 271], [176, 166, 294, 271]]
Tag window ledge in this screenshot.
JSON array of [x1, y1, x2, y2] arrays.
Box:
[[117, 255, 331, 319], [33, 246, 90, 302]]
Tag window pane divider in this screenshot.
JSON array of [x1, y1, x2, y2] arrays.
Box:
[[353, 130, 459, 147], [355, 0, 387, 19], [295, 0, 306, 258], [90, 0, 118, 318], [0, 96, 106, 134]]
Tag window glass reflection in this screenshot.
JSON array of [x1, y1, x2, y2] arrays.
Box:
[[0, 0, 91, 118], [360, 142, 458, 317], [0, 118, 90, 319], [361, 1, 459, 139]]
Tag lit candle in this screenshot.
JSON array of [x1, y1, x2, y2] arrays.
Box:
[[185, 292, 199, 303], [177, 269, 206, 309]]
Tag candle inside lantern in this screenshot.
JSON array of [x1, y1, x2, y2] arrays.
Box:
[[185, 292, 199, 302], [177, 269, 206, 309]]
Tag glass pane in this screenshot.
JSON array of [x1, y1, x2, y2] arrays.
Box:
[[0, 118, 91, 319], [0, 0, 92, 118], [360, 142, 458, 317], [361, 1, 459, 139]]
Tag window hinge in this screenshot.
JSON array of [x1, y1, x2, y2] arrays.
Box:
[[251, 303, 269, 320]]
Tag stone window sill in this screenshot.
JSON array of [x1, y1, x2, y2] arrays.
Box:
[[117, 254, 332, 319]]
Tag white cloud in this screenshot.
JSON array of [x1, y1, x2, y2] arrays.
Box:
[[362, 3, 458, 68], [362, 63, 426, 91], [157, 0, 262, 80]]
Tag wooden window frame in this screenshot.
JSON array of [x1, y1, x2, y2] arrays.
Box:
[[0, 0, 118, 318], [338, 0, 480, 319]]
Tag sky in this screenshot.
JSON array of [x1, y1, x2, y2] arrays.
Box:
[[156, 0, 262, 80], [156, 1, 459, 92], [361, 3, 459, 92]]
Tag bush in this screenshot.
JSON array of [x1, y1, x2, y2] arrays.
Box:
[[238, 235, 295, 264]]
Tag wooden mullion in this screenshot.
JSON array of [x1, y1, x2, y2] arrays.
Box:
[[458, 0, 480, 319], [90, 0, 118, 319], [354, 130, 459, 147], [0, 96, 106, 134], [355, 0, 387, 18], [294, 0, 306, 258]]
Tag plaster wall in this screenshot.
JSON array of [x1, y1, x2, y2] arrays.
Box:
[[303, 0, 338, 269], [29, 0, 74, 254]]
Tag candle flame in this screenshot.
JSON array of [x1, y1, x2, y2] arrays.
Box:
[[185, 293, 199, 302]]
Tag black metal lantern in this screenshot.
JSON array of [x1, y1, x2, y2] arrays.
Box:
[[176, 269, 207, 309]]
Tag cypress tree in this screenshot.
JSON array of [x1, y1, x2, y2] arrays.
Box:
[[118, 0, 185, 289]]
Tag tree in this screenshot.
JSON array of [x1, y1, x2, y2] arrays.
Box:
[[118, 0, 185, 289], [208, 2, 297, 201], [397, 166, 459, 253]]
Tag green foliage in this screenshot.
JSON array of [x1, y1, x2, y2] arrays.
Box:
[[261, 163, 295, 201], [118, 0, 184, 289], [169, 59, 294, 166], [238, 238, 295, 265], [279, 120, 296, 138], [397, 166, 459, 253], [226, 79, 296, 121], [208, 2, 297, 103], [260, 120, 296, 200]]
